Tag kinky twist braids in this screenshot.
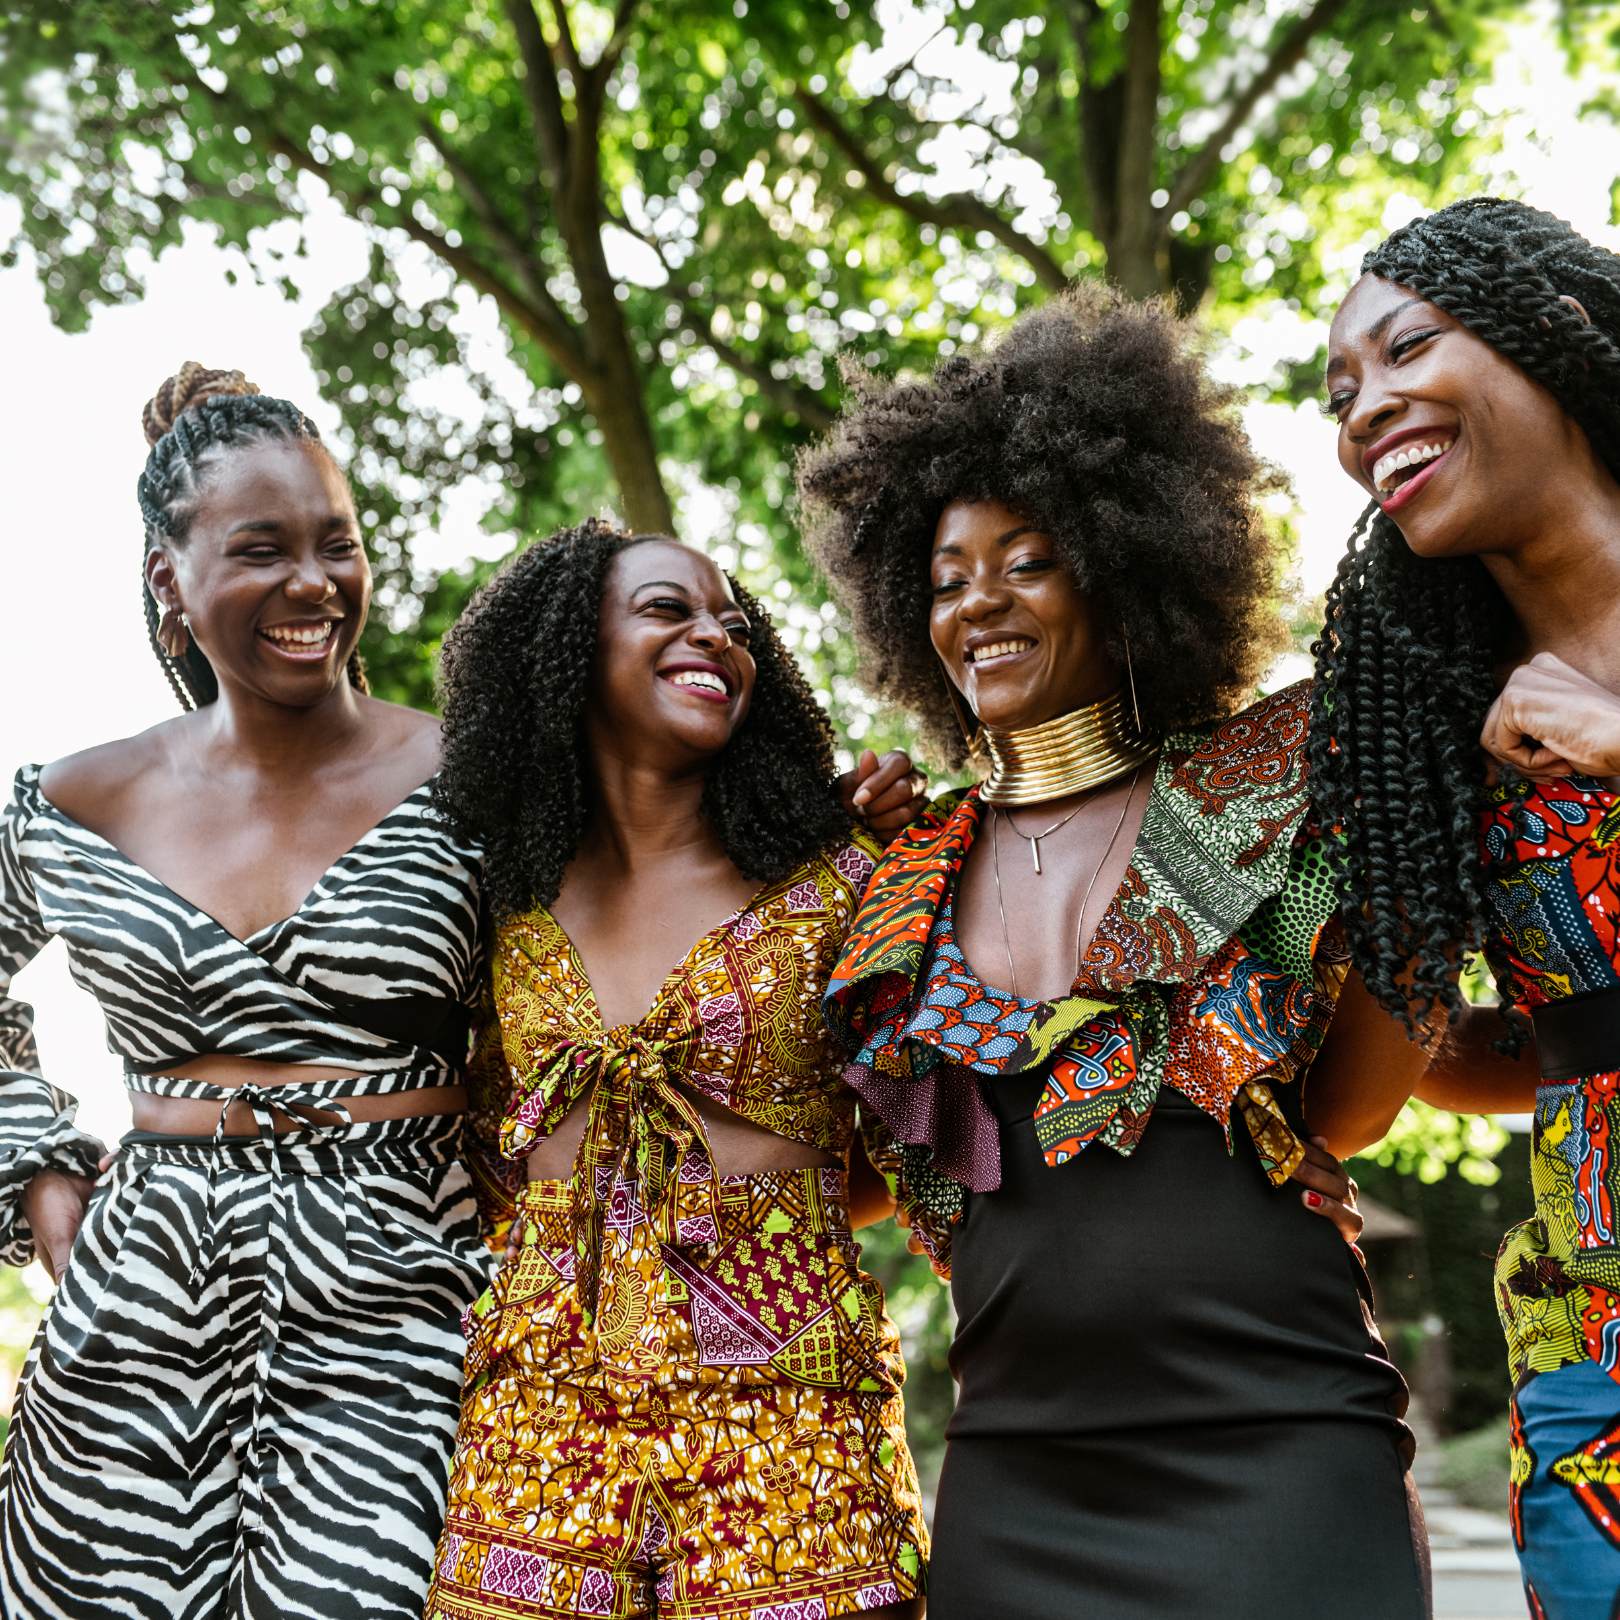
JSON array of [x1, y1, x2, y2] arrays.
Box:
[[138, 362, 369, 709], [432, 517, 853, 920], [1310, 198, 1620, 1028]]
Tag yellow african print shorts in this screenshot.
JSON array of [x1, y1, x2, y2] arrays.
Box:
[[426, 1165, 928, 1620]]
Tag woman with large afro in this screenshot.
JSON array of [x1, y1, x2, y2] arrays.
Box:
[[1307, 197, 1620, 1617], [797, 283, 1432, 1619]]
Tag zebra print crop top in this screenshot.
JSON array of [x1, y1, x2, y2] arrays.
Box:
[[0, 763, 484, 1083]]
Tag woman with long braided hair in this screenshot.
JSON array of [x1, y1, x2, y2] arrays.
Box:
[[0, 361, 498, 1617], [1308, 198, 1620, 1616]]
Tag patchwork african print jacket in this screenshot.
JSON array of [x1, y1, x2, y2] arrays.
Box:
[[824, 681, 1347, 1274], [465, 836, 883, 1315], [1482, 775, 1620, 1389]]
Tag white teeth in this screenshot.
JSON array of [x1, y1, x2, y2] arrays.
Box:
[[1372, 439, 1454, 494], [669, 670, 728, 695], [261, 622, 335, 646], [968, 638, 1034, 663]]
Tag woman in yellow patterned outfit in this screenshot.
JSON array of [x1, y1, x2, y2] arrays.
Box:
[[423, 518, 929, 1620]]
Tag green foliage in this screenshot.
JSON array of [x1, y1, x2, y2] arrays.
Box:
[[0, 0, 1539, 692]]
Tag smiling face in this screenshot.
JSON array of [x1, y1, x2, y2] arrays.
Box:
[[145, 437, 369, 706], [1325, 273, 1590, 560], [588, 539, 756, 770], [928, 498, 1117, 731]]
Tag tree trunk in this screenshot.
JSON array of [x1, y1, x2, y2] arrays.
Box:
[[584, 360, 676, 534]]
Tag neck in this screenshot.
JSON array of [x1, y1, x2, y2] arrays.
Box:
[[980, 688, 1155, 807], [1480, 506, 1620, 688], [196, 677, 368, 774], [581, 737, 722, 872]]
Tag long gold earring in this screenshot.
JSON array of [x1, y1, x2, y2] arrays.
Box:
[[156, 603, 191, 660], [943, 675, 984, 758], [1123, 632, 1143, 736]]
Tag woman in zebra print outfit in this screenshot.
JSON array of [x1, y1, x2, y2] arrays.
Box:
[[0, 364, 497, 1618]]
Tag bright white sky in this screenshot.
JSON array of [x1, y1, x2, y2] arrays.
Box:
[[3, 13, 1618, 1147]]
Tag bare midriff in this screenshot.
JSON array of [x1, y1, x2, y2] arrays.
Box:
[[133, 1054, 466, 1136], [524, 1085, 838, 1182]]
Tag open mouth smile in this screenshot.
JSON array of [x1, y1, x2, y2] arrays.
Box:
[[659, 663, 733, 704], [1366, 433, 1456, 513], [965, 636, 1036, 670], [258, 619, 342, 661]]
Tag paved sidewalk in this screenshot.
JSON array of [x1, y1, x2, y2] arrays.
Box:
[[1429, 1492, 1523, 1619]]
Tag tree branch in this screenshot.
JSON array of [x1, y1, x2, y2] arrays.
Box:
[[262, 128, 585, 376], [502, 0, 571, 199], [542, 0, 584, 85], [795, 85, 1068, 290], [597, 0, 640, 80], [1116, 0, 1160, 221], [417, 118, 572, 338], [1164, 0, 1355, 218], [605, 203, 835, 429]]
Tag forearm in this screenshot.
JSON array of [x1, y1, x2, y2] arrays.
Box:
[[1412, 1004, 1540, 1113], [1301, 970, 1434, 1158]]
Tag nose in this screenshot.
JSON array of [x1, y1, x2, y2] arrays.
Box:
[[957, 568, 1011, 622], [686, 613, 732, 653], [1345, 374, 1404, 448], [285, 559, 337, 603]]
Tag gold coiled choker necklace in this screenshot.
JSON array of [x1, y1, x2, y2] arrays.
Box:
[[979, 688, 1155, 808]]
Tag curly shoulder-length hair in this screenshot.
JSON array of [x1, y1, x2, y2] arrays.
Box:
[[433, 517, 853, 920], [795, 282, 1285, 769]]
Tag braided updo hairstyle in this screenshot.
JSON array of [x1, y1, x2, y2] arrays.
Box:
[[138, 361, 369, 710], [1310, 198, 1620, 1030], [432, 516, 854, 919]]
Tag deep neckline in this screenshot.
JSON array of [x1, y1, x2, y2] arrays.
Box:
[[25, 764, 439, 949], [535, 860, 814, 1036]]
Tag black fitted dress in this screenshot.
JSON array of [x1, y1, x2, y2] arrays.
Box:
[[929, 1072, 1428, 1619], [824, 685, 1432, 1619]]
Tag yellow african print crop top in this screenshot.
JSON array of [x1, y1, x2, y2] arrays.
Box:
[[465, 837, 881, 1316]]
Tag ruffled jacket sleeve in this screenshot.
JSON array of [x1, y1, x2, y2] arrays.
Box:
[[0, 769, 107, 1267]]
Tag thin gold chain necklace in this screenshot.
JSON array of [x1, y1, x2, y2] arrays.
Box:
[[989, 764, 1143, 999], [980, 689, 1154, 808]]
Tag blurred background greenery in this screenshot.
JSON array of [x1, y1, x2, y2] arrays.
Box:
[[3, 0, 1617, 1547]]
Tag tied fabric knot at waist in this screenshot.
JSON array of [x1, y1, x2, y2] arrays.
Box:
[[503, 1030, 721, 1324]]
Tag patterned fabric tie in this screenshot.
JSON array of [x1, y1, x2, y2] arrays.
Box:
[[530, 1031, 718, 1323]]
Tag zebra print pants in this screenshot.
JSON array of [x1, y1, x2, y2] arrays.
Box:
[[0, 1083, 493, 1619]]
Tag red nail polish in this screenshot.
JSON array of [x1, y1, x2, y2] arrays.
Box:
[[1305, 1191, 1323, 1208]]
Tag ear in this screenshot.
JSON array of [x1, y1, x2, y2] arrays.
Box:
[[144, 546, 181, 611], [1558, 293, 1592, 325]]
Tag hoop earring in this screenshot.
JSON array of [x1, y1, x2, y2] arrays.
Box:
[[156, 604, 191, 661]]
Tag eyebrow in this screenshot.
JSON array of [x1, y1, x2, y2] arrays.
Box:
[[1324, 297, 1428, 379], [227, 515, 352, 537], [934, 524, 1042, 558]]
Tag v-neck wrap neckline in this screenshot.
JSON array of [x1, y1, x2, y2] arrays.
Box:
[[5, 763, 483, 1077], [481, 838, 879, 1325]]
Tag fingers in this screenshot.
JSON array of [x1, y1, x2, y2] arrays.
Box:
[[1290, 1135, 1353, 1203], [97, 1153, 117, 1176], [1302, 1188, 1365, 1245], [851, 749, 917, 809]]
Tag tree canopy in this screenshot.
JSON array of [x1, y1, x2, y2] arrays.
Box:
[[2, 0, 1536, 705]]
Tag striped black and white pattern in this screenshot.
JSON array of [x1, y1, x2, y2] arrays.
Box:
[[1, 763, 483, 1076], [0, 764, 496, 1618]]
